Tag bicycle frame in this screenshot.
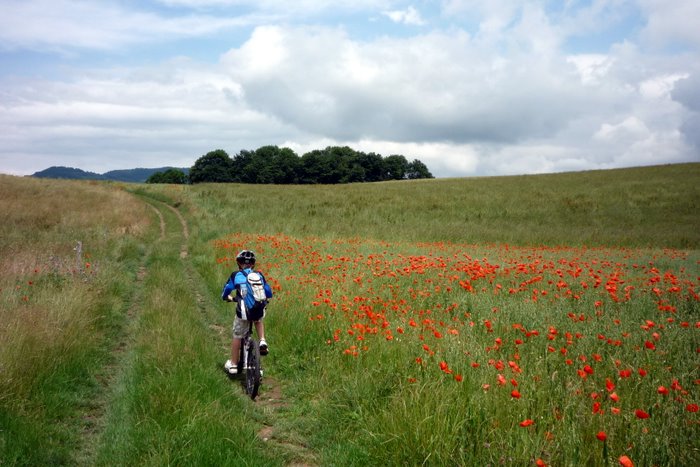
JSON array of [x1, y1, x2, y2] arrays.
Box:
[[238, 320, 262, 400]]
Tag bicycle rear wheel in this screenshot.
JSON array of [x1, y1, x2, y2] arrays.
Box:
[[245, 339, 261, 400]]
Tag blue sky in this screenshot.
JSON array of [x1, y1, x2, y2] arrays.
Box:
[[1, 0, 698, 177]]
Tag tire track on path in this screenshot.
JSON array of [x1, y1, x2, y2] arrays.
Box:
[[73, 201, 166, 466]]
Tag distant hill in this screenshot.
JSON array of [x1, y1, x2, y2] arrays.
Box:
[[32, 166, 189, 183]]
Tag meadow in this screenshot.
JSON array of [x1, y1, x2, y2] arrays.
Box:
[[1, 163, 698, 466]]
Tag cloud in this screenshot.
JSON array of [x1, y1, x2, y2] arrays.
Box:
[[639, 0, 700, 48], [222, 25, 600, 145], [0, 0, 255, 52], [383, 6, 425, 26], [0, 0, 698, 177], [671, 73, 700, 148]]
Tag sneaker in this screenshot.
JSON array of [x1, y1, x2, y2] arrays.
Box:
[[259, 339, 269, 356], [224, 359, 238, 375]]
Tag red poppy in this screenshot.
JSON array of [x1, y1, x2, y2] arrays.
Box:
[[686, 404, 699, 413], [657, 386, 669, 395], [635, 409, 650, 419], [619, 455, 634, 467], [511, 390, 521, 399], [606, 378, 615, 392], [520, 419, 534, 427], [596, 431, 607, 441]]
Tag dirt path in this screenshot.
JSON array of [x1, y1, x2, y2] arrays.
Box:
[[73, 201, 166, 465], [75, 197, 318, 466], [254, 377, 319, 466]]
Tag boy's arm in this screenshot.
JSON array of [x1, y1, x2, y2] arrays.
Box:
[[261, 273, 273, 299], [222, 275, 236, 301]]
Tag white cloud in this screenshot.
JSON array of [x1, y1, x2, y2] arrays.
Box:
[[639, 0, 700, 48], [221, 25, 603, 145], [594, 116, 650, 142], [383, 6, 425, 25], [567, 54, 615, 85], [0, 0, 255, 52], [0, 0, 699, 177]]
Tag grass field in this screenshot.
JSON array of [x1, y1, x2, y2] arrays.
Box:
[[1, 163, 698, 466]]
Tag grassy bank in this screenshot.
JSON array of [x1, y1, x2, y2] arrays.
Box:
[[0, 176, 151, 465], [140, 163, 700, 249]]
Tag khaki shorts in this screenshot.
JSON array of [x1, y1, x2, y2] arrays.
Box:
[[232, 313, 264, 339]]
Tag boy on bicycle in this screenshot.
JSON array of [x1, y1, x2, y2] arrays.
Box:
[[222, 249, 271, 375]]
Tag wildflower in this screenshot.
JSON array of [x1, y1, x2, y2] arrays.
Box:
[[619, 455, 634, 467], [606, 379, 615, 392], [657, 386, 669, 395], [634, 409, 650, 419], [686, 404, 699, 413], [511, 390, 521, 399], [596, 431, 607, 442], [519, 419, 534, 427]]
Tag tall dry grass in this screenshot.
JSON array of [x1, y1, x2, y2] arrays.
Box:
[[0, 175, 152, 465]]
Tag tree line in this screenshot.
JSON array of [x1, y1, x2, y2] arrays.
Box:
[[147, 145, 433, 184]]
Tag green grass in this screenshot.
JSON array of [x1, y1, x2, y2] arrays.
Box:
[[141, 163, 700, 249], [1, 164, 698, 466]]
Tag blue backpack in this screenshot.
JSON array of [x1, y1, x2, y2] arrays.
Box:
[[238, 270, 272, 320]]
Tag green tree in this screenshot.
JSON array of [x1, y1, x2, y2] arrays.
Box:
[[231, 150, 255, 183], [354, 152, 385, 182], [383, 155, 409, 180], [299, 149, 336, 184], [146, 168, 187, 184], [406, 159, 434, 179], [189, 150, 234, 184], [250, 146, 300, 184]]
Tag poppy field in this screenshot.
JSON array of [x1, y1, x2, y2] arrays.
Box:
[[215, 233, 699, 465]]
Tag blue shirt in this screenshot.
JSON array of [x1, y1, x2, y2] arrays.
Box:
[[221, 267, 253, 300]]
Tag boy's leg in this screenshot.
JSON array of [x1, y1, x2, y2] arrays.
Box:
[[226, 316, 246, 374], [254, 320, 265, 341], [231, 337, 242, 363], [255, 320, 268, 355]]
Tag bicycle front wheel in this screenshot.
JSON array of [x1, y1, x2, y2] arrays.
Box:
[[245, 339, 261, 400]]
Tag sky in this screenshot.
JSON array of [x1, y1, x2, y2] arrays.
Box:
[[1, 0, 699, 178]]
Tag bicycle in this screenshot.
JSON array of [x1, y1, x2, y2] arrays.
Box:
[[229, 320, 263, 400]]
